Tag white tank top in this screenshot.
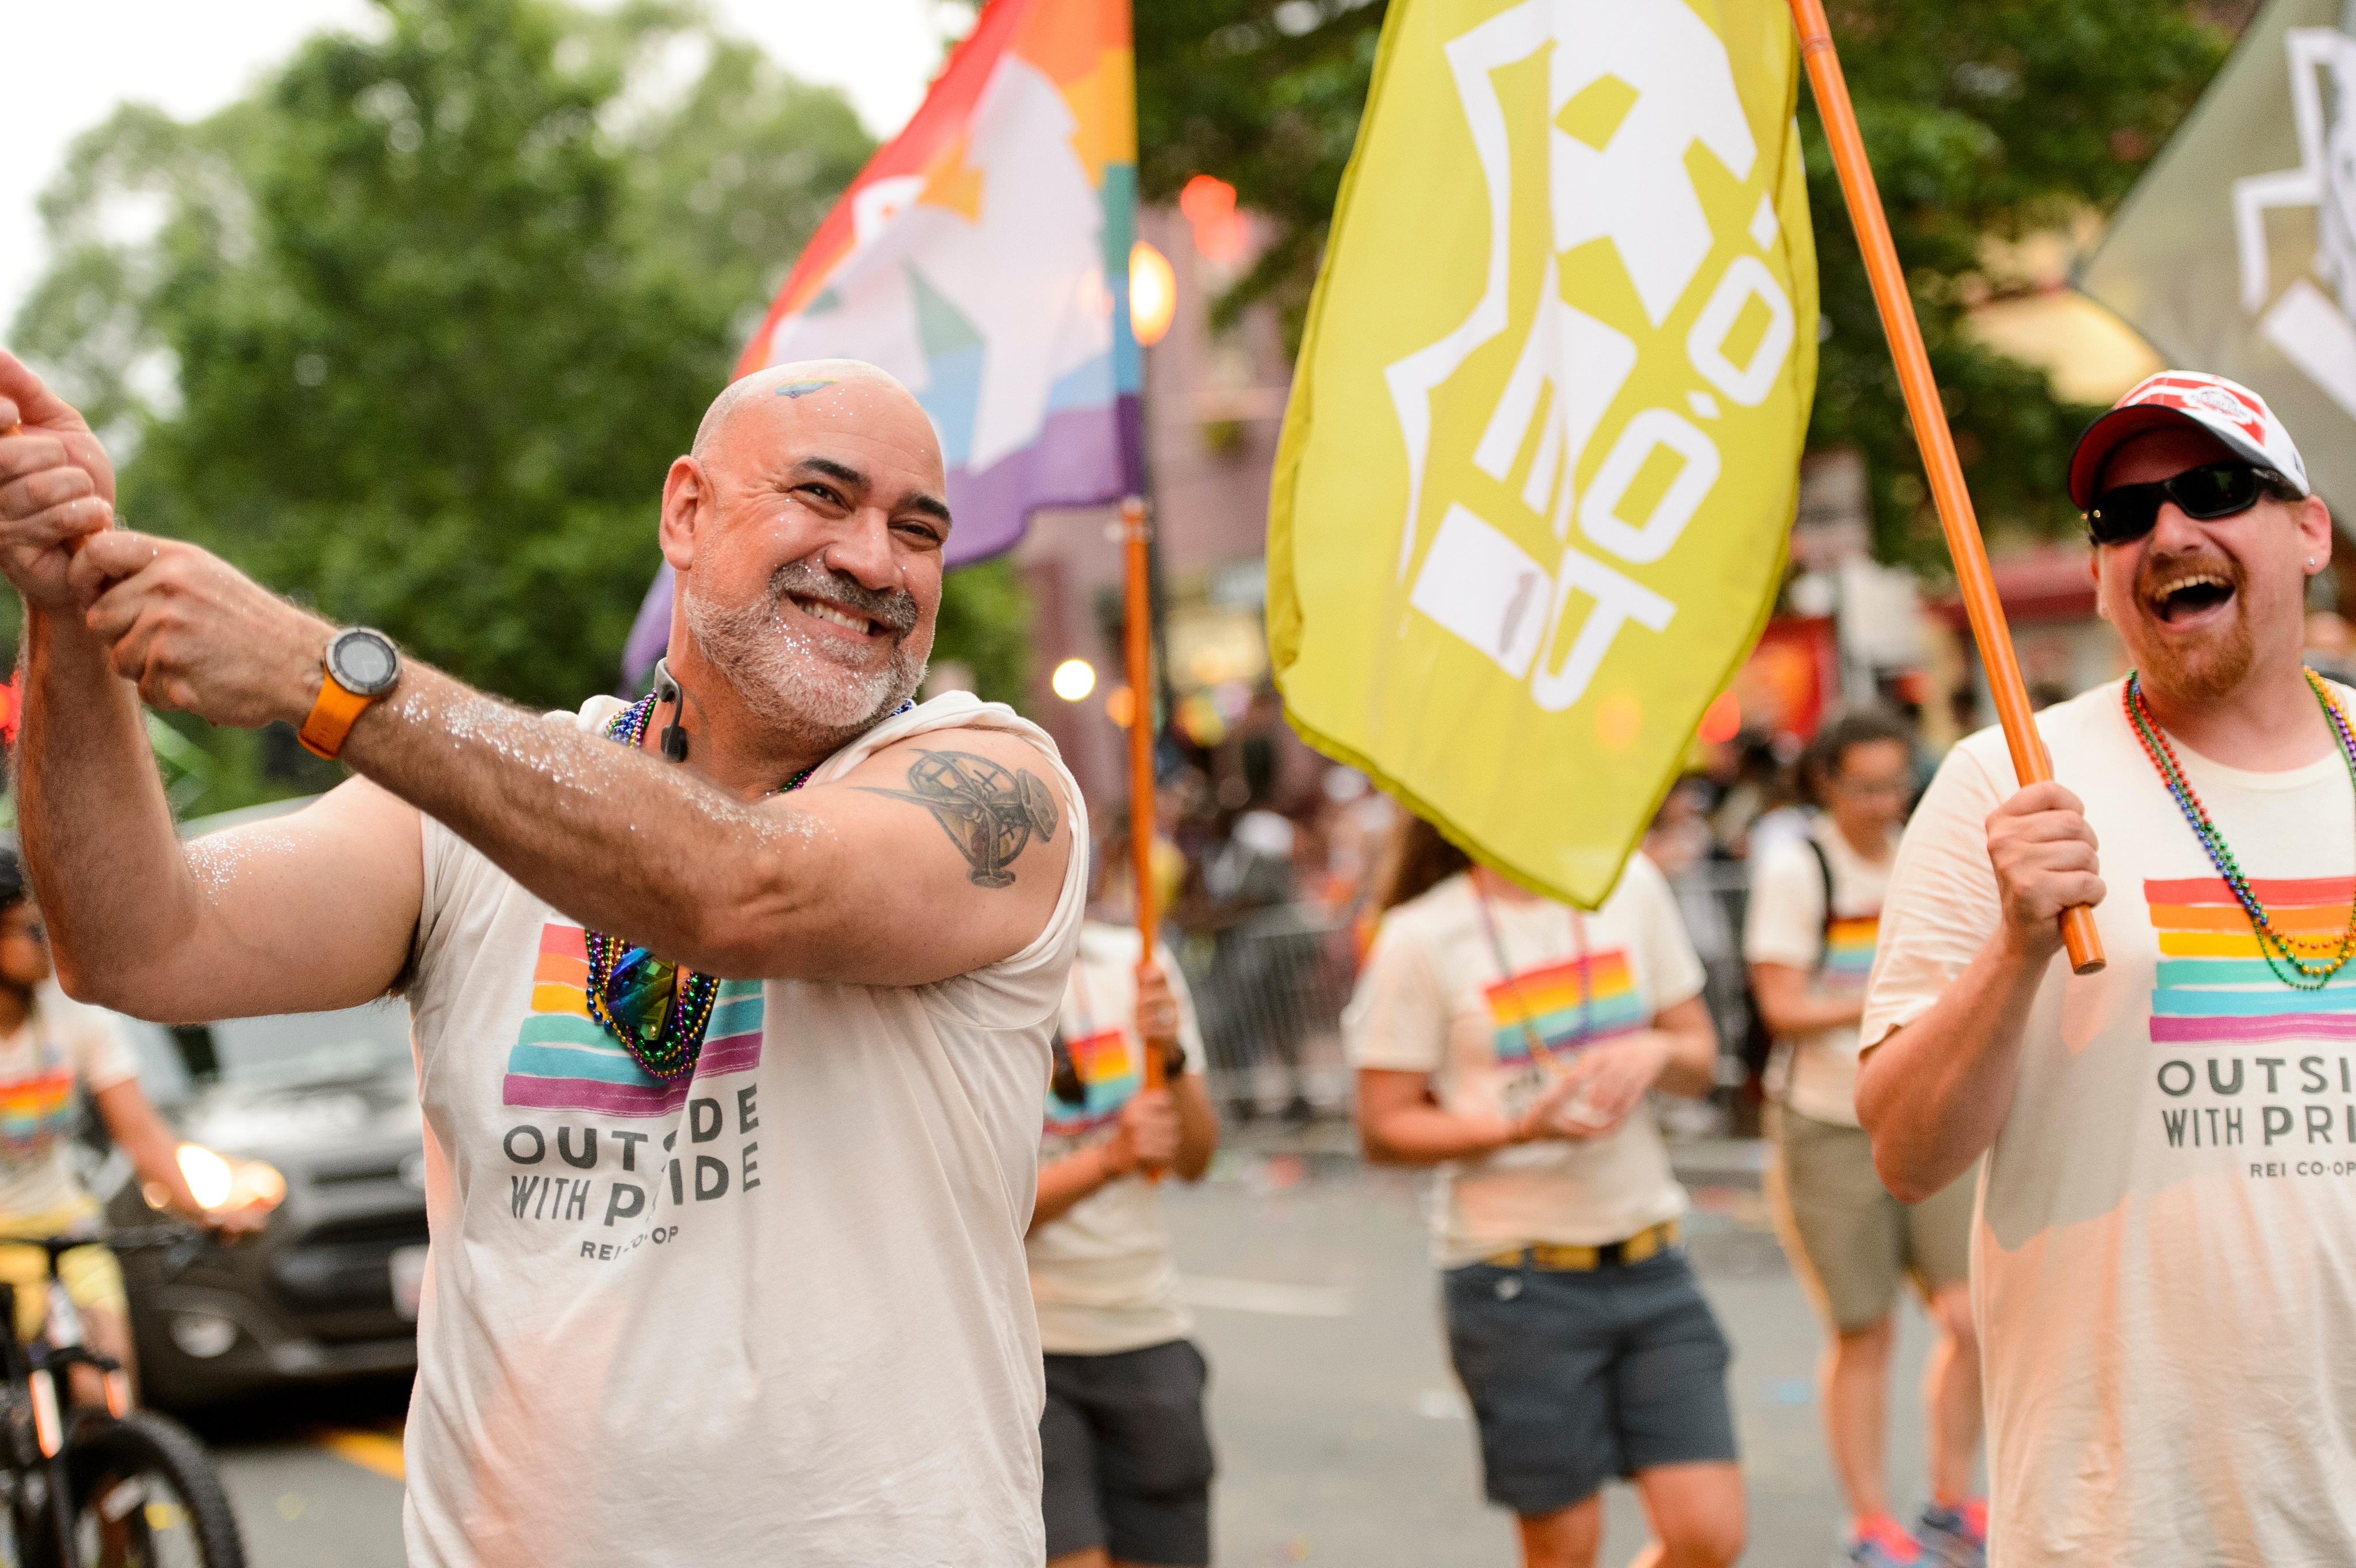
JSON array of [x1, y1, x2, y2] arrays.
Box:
[[399, 692, 1085, 1567]]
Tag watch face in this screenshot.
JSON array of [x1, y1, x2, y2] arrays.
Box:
[[330, 629, 400, 697]]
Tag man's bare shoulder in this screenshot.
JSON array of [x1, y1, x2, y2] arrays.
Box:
[[826, 725, 1074, 892], [703, 724, 1074, 986]]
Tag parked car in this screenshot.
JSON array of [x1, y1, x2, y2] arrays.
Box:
[[97, 1001, 426, 1410], [83, 797, 428, 1410]]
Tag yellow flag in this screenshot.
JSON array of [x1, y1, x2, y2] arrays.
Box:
[[1267, 0, 1817, 908]]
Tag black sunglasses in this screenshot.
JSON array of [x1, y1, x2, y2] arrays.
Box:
[[2085, 462, 2285, 546]]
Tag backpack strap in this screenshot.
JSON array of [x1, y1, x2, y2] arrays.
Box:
[[1802, 835, 1835, 974]]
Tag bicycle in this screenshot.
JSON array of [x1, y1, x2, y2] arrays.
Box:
[[0, 1229, 244, 1567]]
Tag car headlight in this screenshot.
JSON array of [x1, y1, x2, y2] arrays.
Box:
[[167, 1313, 239, 1359], [166, 1144, 288, 1214]]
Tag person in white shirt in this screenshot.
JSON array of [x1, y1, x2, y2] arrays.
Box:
[[1348, 815, 1742, 1568], [1746, 711, 1982, 1568], [0, 351, 1085, 1566], [1859, 370, 2356, 1564], [0, 847, 263, 1406], [1028, 909, 1219, 1568]]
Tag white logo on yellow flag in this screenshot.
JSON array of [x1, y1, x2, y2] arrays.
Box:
[[1267, 0, 1816, 907]]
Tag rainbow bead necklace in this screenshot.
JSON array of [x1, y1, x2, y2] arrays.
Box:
[[584, 692, 916, 1078], [2123, 668, 2356, 990], [582, 695, 747, 1080]]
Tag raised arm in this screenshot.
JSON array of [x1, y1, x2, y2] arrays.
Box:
[[1, 353, 421, 1023], [1855, 778, 2103, 1202], [60, 530, 1070, 988], [14, 349, 1071, 995]]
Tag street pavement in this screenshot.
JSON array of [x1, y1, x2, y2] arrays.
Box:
[[183, 1376, 409, 1568], [1167, 1126, 1946, 1567], [181, 1124, 1955, 1567]]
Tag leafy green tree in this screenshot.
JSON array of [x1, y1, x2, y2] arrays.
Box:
[[1131, 0, 2231, 564], [10, 0, 1024, 809]]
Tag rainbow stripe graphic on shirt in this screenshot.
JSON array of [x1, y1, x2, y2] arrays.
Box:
[[500, 923, 765, 1116], [1043, 1027, 1137, 1140], [1483, 950, 1645, 1061], [1819, 915, 1880, 997], [2147, 877, 2356, 1044], [0, 1065, 75, 1161]]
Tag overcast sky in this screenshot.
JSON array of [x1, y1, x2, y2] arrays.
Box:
[[0, 0, 954, 338]]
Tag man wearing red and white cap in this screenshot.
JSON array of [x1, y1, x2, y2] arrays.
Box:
[[1857, 370, 2356, 1565]]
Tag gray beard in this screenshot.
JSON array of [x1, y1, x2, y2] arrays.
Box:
[[680, 585, 928, 756]]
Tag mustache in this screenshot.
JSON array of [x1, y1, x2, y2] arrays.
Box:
[[768, 556, 920, 638]]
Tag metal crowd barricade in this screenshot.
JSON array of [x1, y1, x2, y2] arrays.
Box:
[[1663, 856, 1758, 1096], [1173, 903, 1360, 1116]]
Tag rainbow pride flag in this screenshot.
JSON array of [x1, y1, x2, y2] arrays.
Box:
[[2147, 876, 2356, 1044], [501, 924, 765, 1117], [1043, 1025, 1137, 1139], [1819, 915, 1879, 996], [1482, 950, 1646, 1062]]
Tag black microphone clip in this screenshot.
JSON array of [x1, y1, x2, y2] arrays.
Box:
[[652, 658, 690, 764]]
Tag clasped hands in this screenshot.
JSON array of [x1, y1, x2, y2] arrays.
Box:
[[0, 351, 331, 728], [1505, 1031, 1674, 1146]]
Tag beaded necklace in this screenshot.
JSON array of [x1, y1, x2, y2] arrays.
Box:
[[2122, 668, 2356, 989], [582, 692, 912, 1080]]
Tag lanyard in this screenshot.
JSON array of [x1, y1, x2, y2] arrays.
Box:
[[1471, 879, 1590, 1071]]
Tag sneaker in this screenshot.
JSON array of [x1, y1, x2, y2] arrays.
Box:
[[1915, 1499, 1987, 1568], [1845, 1514, 1927, 1567]]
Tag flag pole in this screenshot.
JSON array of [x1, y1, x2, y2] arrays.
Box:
[[1122, 494, 1167, 1100], [1122, 491, 1169, 1183], [1788, 0, 2104, 975]]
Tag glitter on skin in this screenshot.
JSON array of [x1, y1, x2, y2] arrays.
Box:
[[775, 379, 837, 399], [185, 828, 302, 895]]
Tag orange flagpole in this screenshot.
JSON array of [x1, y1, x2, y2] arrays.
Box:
[[1122, 496, 1160, 1019], [1122, 494, 1168, 1179], [1788, 0, 2103, 975]]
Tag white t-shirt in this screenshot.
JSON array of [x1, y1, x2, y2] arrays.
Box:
[[1862, 682, 2356, 1565], [1745, 821, 1894, 1127], [1025, 923, 1203, 1356], [1344, 860, 1705, 1266], [399, 693, 1088, 1568], [0, 985, 140, 1219]]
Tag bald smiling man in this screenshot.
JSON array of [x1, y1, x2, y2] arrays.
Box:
[[0, 351, 1087, 1567]]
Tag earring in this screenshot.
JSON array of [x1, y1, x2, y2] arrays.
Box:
[[2309, 557, 2319, 571]]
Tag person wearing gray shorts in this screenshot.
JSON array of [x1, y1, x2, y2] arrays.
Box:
[[1349, 816, 1743, 1568], [1746, 712, 1984, 1568], [1030, 916, 1221, 1568]]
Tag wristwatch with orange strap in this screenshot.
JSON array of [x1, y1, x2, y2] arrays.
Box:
[[297, 627, 401, 759]]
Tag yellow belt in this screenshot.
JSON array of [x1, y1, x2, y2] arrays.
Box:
[[1483, 1219, 1680, 1272]]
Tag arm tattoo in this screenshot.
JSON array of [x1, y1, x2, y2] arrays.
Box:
[[859, 749, 1060, 888]]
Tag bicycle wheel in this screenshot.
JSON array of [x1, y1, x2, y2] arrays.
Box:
[[51, 1410, 244, 1568]]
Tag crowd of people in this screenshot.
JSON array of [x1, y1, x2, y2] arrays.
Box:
[[0, 345, 2351, 1568]]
